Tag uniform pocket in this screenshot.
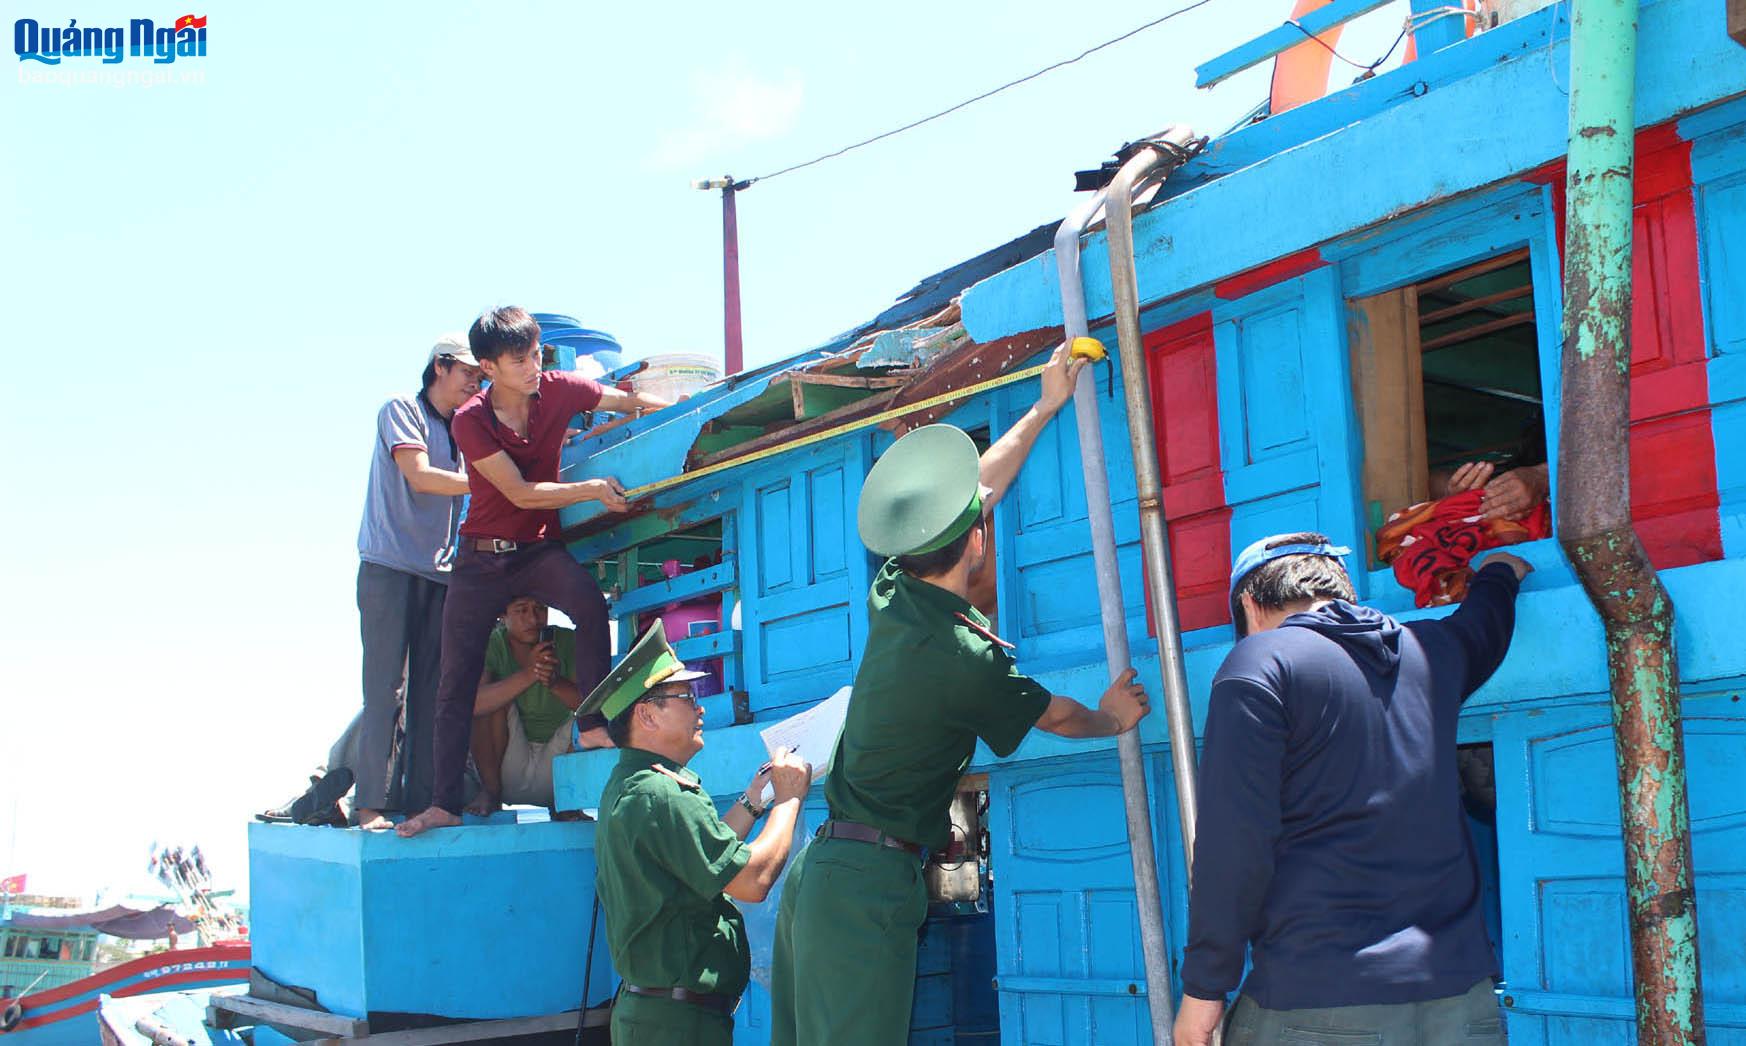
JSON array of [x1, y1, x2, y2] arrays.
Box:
[[1281, 1030, 1383, 1046]]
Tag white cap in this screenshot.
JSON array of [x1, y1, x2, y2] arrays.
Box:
[[428, 332, 478, 367]]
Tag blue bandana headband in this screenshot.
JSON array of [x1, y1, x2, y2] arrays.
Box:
[[1229, 538, 1353, 597]]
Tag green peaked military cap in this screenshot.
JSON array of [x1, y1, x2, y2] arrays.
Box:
[[857, 424, 987, 558], [576, 620, 709, 722]]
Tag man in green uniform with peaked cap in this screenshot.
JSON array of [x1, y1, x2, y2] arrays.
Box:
[[769, 341, 1153, 1046], [586, 621, 811, 1044]]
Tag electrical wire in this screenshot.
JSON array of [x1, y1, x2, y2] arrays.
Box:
[[1283, 1, 1480, 82], [1286, 16, 1411, 77], [746, 0, 1224, 186]]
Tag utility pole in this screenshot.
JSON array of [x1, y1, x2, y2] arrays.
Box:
[[693, 176, 752, 376]]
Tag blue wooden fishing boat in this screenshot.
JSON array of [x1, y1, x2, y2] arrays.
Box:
[[1, 946, 250, 1046], [242, 0, 1746, 1041]]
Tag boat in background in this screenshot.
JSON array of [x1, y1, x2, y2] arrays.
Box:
[[1, 945, 250, 1046]]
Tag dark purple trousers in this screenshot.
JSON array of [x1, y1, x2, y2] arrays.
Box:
[[428, 541, 611, 814]]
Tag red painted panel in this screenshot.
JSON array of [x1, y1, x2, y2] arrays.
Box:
[[1214, 248, 1325, 301], [1148, 314, 1224, 518], [1630, 412, 1723, 569], [1142, 312, 1232, 632], [1626, 187, 1711, 420], [1523, 121, 1723, 567], [1167, 509, 1236, 631]]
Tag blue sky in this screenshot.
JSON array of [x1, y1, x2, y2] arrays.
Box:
[[0, 0, 1411, 900]]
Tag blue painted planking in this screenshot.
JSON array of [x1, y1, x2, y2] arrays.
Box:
[[1171, 4, 1571, 202], [1714, 401, 1746, 558], [995, 352, 1162, 670], [964, 556, 1746, 780], [1695, 173, 1746, 364], [1212, 278, 1319, 501], [1328, 183, 1550, 299], [564, 481, 739, 564], [1690, 122, 1746, 559], [609, 557, 737, 620], [247, 825, 367, 1016], [754, 480, 795, 595], [1211, 269, 1367, 580], [957, 0, 1746, 347], [673, 628, 735, 664], [557, 373, 783, 531], [1195, 0, 1397, 88], [989, 761, 1157, 1043], [1489, 693, 1746, 1041], [248, 818, 610, 1021]]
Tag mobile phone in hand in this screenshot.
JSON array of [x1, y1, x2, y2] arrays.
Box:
[[539, 625, 558, 645]]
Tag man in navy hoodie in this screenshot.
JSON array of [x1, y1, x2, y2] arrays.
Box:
[[1174, 532, 1531, 1046]]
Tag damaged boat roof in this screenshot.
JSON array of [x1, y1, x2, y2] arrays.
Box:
[[555, 218, 1071, 536]]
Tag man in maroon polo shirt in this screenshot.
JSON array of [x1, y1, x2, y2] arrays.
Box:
[[398, 306, 674, 838]]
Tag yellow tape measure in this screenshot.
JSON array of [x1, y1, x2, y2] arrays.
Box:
[[1068, 336, 1107, 362], [606, 337, 1109, 503]]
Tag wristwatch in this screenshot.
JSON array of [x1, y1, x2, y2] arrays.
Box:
[[735, 792, 768, 819]]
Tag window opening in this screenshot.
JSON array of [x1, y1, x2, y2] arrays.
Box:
[[1415, 251, 1545, 485], [1349, 248, 1551, 579]]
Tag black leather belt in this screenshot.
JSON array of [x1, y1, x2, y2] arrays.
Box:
[[622, 984, 738, 1015], [817, 819, 925, 858], [472, 538, 521, 553]]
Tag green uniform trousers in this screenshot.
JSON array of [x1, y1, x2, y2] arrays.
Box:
[[770, 836, 928, 1046], [609, 989, 734, 1045]]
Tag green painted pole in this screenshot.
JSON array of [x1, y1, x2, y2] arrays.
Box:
[[1557, 0, 1706, 1040]]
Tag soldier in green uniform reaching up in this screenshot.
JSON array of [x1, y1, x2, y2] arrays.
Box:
[[770, 341, 1153, 1046], [584, 622, 811, 1045]]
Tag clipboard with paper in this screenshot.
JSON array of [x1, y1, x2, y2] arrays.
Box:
[[756, 685, 851, 803]]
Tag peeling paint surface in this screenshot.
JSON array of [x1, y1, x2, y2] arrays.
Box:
[[1559, 0, 1706, 1038]]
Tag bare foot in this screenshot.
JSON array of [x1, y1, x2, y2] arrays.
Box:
[[464, 791, 500, 818], [354, 808, 392, 831], [395, 806, 462, 838], [552, 808, 591, 822]]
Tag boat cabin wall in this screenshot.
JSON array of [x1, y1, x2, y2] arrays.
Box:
[[544, 2, 1746, 1038]]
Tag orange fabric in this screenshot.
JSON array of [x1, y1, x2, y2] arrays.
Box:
[[1270, 0, 1340, 114], [1377, 489, 1549, 607]]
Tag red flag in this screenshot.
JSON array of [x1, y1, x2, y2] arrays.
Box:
[[0, 874, 25, 895], [173, 14, 208, 30]]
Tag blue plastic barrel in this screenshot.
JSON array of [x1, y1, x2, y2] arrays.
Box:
[[530, 311, 584, 333], [544, 330, 625, 379], [530, 312, 624, 378]]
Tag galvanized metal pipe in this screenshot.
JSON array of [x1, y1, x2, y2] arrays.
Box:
[[1558, 0, 1705, 1040], [1102, 129, 1206, 895], [1051, 127, 1198, 1041]]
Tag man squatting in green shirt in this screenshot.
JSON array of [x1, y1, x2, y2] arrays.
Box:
[[466, 596, 614, 815], [770, 341, 1154, 1046], [584, 621, 811, 1045]]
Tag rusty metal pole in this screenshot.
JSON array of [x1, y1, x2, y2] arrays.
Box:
[[1558, 0, 1705, 1039], [722, 180, 745, 376], [693, 175, 748, 375]]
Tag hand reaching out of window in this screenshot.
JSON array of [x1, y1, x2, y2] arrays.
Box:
[[1434, 461, 1549, 521], [1479, 462, 1550, 521], [1445, 461, 1497, 495]]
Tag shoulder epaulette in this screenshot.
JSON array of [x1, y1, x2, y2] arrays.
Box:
[[648, 764, 702, 791], [954, 612, 1015, 650]]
